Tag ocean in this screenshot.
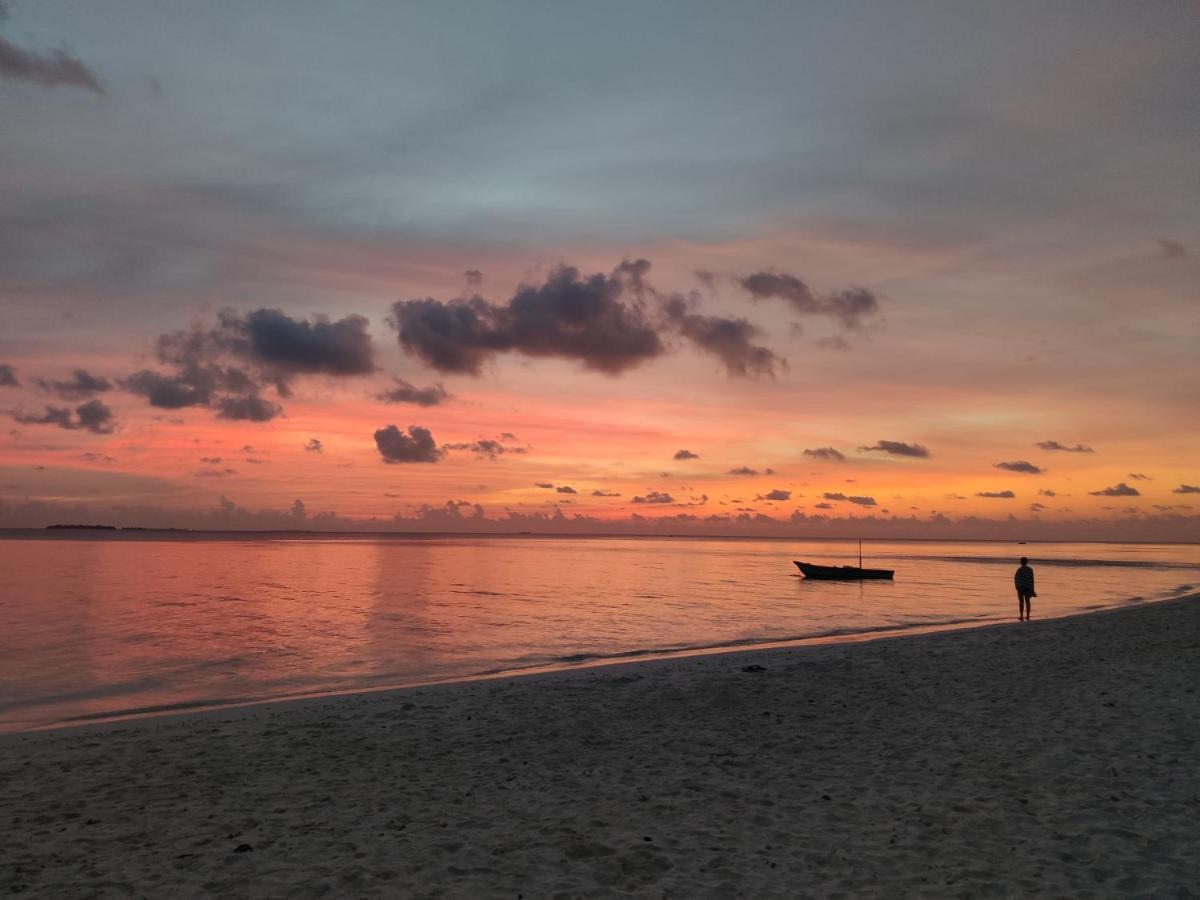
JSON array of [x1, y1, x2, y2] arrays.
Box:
[[1, 533, 1196, 732]]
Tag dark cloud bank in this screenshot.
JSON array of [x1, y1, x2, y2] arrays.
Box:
[[0, 34, 104, 94], [389, 260, 876, 379], [12, 398, 115, 434], [859, 440, 930, 458], [4, 496, 1198, 542], [124, 308, 376, 422]]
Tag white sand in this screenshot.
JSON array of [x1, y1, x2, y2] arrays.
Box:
[[3, 596, 1199, 898]]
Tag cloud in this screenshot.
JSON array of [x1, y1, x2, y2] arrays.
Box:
[[592, 489, 621, 497], [228, 308, 376, 379], [374, 425, 443, 464], [823, 492, 877, 506], [1157, 239, 1187, 260], [976, 490, 1016, 499], [390, 262, 664, 376], [756, 489, 791, 501], [736, 273, 880, 329], [815, 335, 850, 351], [463, 269, 483, 288], [632, 491, 674, 504], [1036, 440, 1093, 453], [216, 395, 282, 422], [1173, 484, 1200, 495], [0, 35, 104, 94], [555, 485, 577, 494], [858, 440, 930, 458], [199, 456, 222, 464], [673, 449, 700, 460], [1030, 502, 1046, 512], [1128, 473, 1152, 481], [124, 308, 375, 422], [37, 369, 112, 400], [305, 438, 324, 453], [0, 364, 20, 387], [995, 460, 1043, 474], [1089, 483, 1140, 497], [1038, 489, 1057, 497], [377, 378, 449, 406], [11, 398, 116, 434], [814, 502, 833, 509], [661, 296, 781, 377], [535, 482, 554, 489], [803, 447, 845, 461], [728, 466, 759, 475], [443, 437, 523, 459]]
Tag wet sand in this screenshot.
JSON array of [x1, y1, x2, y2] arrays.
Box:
[[3, 596, 1198, 897]]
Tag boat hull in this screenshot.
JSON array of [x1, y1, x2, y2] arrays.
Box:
[[794, 561, 894, 580]]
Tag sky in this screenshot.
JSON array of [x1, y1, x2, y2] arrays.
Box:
[[1, 1, 1198, 538]]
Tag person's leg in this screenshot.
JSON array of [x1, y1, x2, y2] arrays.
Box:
[[1017, 590, 1025, 620], [1025, 592, 1032, 620]]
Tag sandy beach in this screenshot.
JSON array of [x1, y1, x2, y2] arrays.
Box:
[[3, 597, 1198, 898]]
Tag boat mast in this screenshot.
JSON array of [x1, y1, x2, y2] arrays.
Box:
[[859, 538, 862, 569]]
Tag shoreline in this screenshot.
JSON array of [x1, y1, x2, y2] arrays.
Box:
[[4, 595, 1199, 895], [7, 595, 1185, 739]]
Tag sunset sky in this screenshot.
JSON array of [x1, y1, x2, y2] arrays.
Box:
[[1, 2, 1197, 538]]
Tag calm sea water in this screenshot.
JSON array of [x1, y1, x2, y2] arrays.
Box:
[[1, 533, 1197, 732]]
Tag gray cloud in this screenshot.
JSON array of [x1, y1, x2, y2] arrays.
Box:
[[1128, 473, 1152, 481], [995, 460, 1043, 474], [1030, 502, 1045, 512], [376, 379, 448, 408], [464, 269, 483, 288], [124, 308, 375, 422], [632, 491, 674, 504], [374, 425, 443, 464], [1089, 483, 1139, 497], [728, 466, 759, 476], [216, 394, 282, 422], [305, 438, 324, 453], [12, 398, 115, 434], [444, 439, 514, 459], [737, 273, 880, 329], [803, 447, 845, 461], [859, 440, 930, 458], [822, 492, 876, 506], [757, 489, 791, 501], [1038, 489, 1057, 497], [37, 369, 112, 400], [673, 449, 699, 460], [813, 502, 833, 509], [976, 490, 1016, 499], [1036, 440, 1093, 453], [0, 363, 18, 386], [555, 485, 577, 494], [662, 296, 781, 377], [592, 489, 621, 497], [535, 482, 554, 489], [1157, 239, 1187, 259], [1172, 484, 1200, 494], [0, 35, 104, 94], [390, 262, 663, 376]]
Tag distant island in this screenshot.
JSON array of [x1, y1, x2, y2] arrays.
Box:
[[46, 524, 118, 530]]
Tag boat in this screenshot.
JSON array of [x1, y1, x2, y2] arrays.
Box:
[[793, 540, 894, 580], [793, 561, 894, 580]]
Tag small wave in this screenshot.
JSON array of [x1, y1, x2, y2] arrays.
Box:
[[449, 589, 506, 596], [889, 555, 1200, 570], [488, 616, 987, 672]]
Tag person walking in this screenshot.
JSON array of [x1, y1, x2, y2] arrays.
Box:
[[1014, 557, 1036, 620]]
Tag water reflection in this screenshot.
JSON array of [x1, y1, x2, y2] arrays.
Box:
[[0, 536, 1196, 730]]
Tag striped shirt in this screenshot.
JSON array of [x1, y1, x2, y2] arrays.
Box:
[[1014, 564, 1035, 593]]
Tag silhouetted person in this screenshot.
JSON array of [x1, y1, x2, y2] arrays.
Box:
[[1015, 557, 1036, 620]]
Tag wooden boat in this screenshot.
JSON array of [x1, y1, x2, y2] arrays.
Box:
[[794, 561, 894, 580], [794, 540, 894, 580]]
